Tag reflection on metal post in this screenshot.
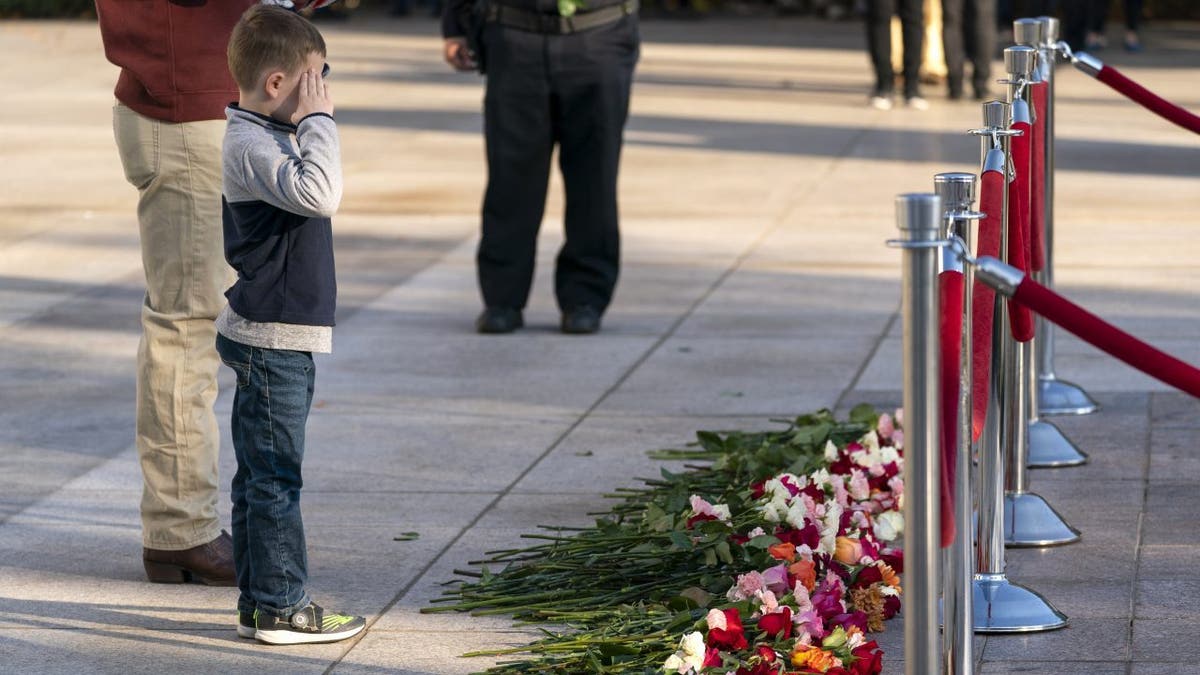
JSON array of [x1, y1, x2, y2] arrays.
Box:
[[970, 100, 1068, 635], [896, 193, 942, 675], [1033, 14, 1099, 416], [935, 173, 981, 675], [1001, 45, 1081, 549], [1014, 18, 1090, 469]]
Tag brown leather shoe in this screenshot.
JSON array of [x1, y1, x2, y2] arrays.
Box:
[[143, 530, 236, 586]]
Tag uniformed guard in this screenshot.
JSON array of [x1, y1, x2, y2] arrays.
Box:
[[442, 0, 640, 334]]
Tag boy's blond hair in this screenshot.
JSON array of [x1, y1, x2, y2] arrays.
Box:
[[227, 5, 326, 92]]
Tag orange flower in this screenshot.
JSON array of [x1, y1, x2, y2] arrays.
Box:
[[788, 559, 817, 592], [878, 562, 901, 589], [790, 645, 842, 672], [834, 536, 863, 565], [768, 542, 797, 562]]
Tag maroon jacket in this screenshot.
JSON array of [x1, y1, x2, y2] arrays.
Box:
[[95, 0, 256, 123]]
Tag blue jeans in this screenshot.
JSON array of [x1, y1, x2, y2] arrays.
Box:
[[216, 334, 314, 618]]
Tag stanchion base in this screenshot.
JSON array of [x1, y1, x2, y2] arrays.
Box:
[[1004, 492, 1081, 547], [972, 574, 1069, 633], [1038, 376, 1099, 416], [1028, 419, 1088, 468]]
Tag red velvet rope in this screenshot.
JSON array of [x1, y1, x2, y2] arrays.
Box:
[[939, 270, 962, 549], [1096, 64, 1200, 135], [1008, 121, 1035, 342], [1012, 277, 1200, 398], [971, 170, 1004, 442], [1030, 83, 1047, 272]]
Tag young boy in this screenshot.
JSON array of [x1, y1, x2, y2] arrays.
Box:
[[216, 5, 364, 645]]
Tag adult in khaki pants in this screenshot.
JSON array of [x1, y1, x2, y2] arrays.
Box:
[[96, 0, 256, 585]]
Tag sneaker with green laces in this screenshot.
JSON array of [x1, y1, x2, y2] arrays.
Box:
[[254, 602, 365, 645]]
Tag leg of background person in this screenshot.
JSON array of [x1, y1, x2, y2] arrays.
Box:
[[942, 0, 966, 98], [966, 0, 995, 99], [1123, 0, 1142, 49], [995, 0, 1012, 29], [899, 0, 925, 98], [550, 17, 638, 315], [1124, 0, 1141, 31], [113, 103, 231, 551], [866, 0, 898, 95], [478, 25, 555, 311], [1085, 0, 1108, 47], [1060, 0, 1088, 50]]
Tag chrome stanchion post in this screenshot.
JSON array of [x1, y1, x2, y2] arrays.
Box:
[[935, 174, 982, 675], [1034, 14, 1099, 416], [1001, 45, 1081, 548], [1013, 18, 1089, 469], [896, 193, 942, 675], [970, 101, 1068, 634]]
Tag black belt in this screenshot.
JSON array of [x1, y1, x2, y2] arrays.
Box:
[[485, 0, 637, 34]]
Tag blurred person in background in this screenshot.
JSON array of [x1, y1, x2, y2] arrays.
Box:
[[942, 0, 995, 100], [865, 0, 927, 109]]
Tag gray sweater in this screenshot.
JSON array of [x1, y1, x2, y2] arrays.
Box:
[[217, 105, 342, 353]]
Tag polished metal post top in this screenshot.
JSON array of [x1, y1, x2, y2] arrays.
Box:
[[1037, 16, 1060, 44], [1005, 46, 1037, 77], [982, 100, 1009, 129], [1013, 18, 1044, 46], [895, 193, 942, 233], [934, 172, 977, 209]]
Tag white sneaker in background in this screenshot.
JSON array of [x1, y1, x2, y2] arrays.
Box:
[[905, 96, 930, 111], [869, 95, 893, 110]]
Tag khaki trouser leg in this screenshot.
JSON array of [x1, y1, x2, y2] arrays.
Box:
[[113, 103, 234, 550]]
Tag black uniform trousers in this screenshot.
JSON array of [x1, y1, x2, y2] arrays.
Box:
[[865, 0, 924, 98], [942, 0, 995, 99], [478, 15, 639, 313]]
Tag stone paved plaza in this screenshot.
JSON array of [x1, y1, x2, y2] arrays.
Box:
[[1, 11, 1199, 675]]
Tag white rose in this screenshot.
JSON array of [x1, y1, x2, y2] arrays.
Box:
[[860, 430, 881, 453], [785, 499, 808, 529], [823, 440, 840, 461], [880, 445, 900, 466], [875, 510, 904, 543], [680, 631, 707, 671]]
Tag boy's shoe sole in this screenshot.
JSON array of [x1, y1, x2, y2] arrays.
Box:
[[254, 604, 366, 645]]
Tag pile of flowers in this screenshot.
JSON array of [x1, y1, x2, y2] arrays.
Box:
[[425, 406, 906, 674], [662, 413, 904, 674]]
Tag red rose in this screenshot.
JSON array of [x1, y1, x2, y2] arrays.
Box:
[[708, 608, 748, 651], [687, 512, 720, 528], [758, 608, 793, 639], [850, 641, 884, 674], [756, 645, 777, 663], [704, 646, 723, 668], [852, 565, 882, 589]]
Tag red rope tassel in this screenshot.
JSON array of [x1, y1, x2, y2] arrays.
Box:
[[1030, 83, 1047, 272], [1008, 121, 1035, 342], [1096, 64, 1200, 135], [971, 169, 1004, 442], [939, 270, 963, 548], [1012, 277, 1200, 398]]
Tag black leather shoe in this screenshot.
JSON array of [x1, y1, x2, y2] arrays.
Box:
[[560, 306, 602, 334], [476, 307, 523, 334], [144, 530, 236, 586]]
